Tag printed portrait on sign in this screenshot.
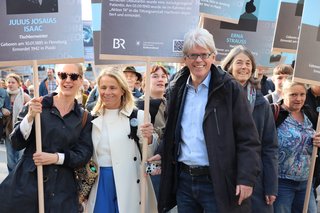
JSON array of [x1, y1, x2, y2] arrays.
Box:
[[220, 0, 258, 32], [83, 25, 93, 47], [6, 0, 58, 15]]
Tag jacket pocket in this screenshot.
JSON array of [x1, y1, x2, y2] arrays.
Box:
[[204, 107, 221, 135]]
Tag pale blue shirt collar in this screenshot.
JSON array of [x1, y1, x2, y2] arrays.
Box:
[[186, 72, 211, 90]]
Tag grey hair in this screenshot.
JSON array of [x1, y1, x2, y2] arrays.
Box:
[[220, 45, 259, 88], [182, 28, 218, 56], [220, 45, 256, 76]]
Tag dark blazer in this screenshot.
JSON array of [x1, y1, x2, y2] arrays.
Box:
[[158, 65, 261, 213], [0, 93, 93, 213], [251, 91, 278, 213], [6, 0, 58, 14]]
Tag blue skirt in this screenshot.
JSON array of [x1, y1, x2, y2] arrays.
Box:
[[94, 167, 119, 213]]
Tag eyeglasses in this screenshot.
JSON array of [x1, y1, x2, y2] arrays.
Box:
[[57, 72, 81, 81], [185, 53, 213, 60]]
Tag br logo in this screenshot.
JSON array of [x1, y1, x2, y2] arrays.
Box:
[[113, 38, 126, 49]]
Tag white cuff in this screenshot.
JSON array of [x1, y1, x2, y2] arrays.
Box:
[[20, 116, 34, 140], [56, 153, 65, 165], [147, 132, 159, 158]]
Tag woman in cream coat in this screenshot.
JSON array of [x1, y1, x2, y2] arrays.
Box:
[[86, 68, 157, 213]]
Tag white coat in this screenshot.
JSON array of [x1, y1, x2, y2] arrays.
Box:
[[86, 107, 158, 213]]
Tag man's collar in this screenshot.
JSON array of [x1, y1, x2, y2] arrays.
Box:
[[186, 72, 211, 89]]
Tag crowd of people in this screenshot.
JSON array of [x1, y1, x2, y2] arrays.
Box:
[[0, 28, 319, 213]]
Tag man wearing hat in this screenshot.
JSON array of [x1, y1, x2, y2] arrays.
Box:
[[123, 66, 143, 98]]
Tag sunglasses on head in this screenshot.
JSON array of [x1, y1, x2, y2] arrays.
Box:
[[57, 72, 81, 81]]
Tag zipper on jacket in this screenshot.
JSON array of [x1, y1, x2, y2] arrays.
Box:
[[214, 108, 220, 135], [176, 142, 181, 159]]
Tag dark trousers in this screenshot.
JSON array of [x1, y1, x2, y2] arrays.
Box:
[[176, 171, 218, 213]]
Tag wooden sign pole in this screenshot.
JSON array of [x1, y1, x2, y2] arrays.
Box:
[[140, 58, 151, 213], [32, 60, 45, 213], [303, 112, 320, 213], [198, 15, 204, 28], [91, 63, 98, 80]]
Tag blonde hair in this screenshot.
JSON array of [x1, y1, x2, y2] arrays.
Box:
[[54, 63, 84, 94], [6, 73, 22, 86], [282, 77, 307, 94], [92, 67, 135, 116], [55, 63, 84, 77], [28, 85, 34, 91]]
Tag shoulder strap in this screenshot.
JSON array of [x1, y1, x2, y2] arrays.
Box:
[[271, 103, 280, 121], [128, 109, 142, 160], [81, 110, 89, 128]]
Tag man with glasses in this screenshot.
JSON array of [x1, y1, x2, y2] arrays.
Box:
[[151, 28, 261, 213]]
